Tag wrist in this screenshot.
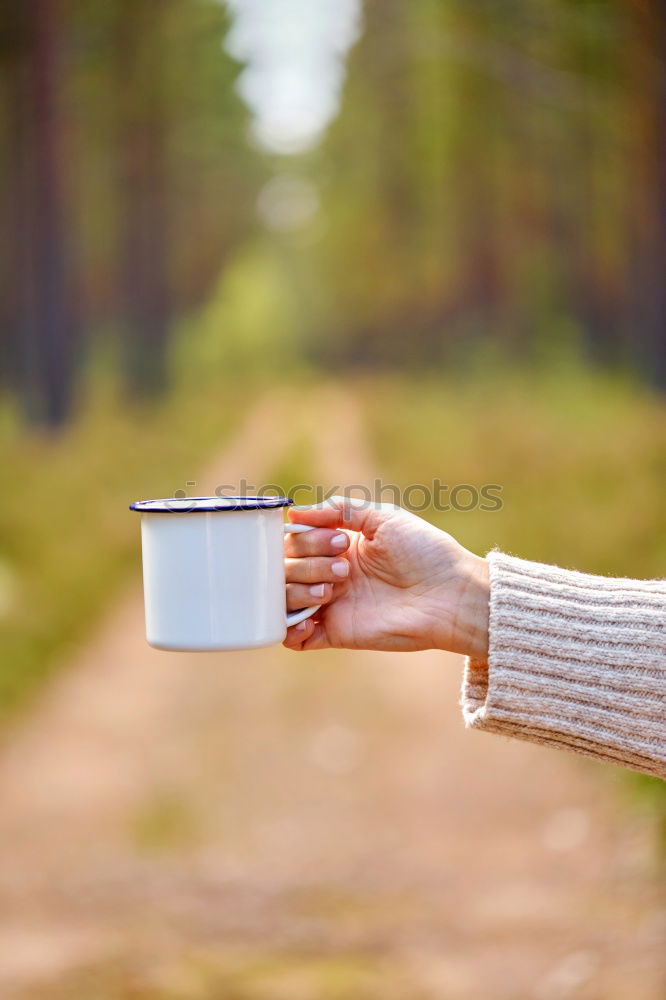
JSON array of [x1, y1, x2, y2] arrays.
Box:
[[439, 552, 490, 658]]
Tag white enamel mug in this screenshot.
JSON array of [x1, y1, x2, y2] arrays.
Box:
[[129, 496, 320, 651]]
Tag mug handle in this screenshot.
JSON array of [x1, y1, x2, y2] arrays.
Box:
[[284, 523, 321, 627]]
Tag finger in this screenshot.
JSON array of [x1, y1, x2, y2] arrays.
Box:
[[286, 581, 334, 610], [285, 555, 350, 585], [283, 617, 330, 652], [288, 495, 395, 539], [297, 620, 331, 651], [284, 527, 349, 558], [283, 616, 317, 650]]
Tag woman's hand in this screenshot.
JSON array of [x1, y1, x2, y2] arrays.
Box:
[[284, 496, 489, 657]]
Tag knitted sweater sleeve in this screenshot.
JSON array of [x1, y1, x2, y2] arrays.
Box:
[[461, 551, 666, 779]]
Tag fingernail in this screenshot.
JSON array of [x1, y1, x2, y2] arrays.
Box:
[[331, 532, 348, 549], [295, 621, 308, 631], [309, 583, 326, 598], [332, 559, 349, 578]]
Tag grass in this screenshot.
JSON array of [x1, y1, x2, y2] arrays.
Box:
[[25, 950, 419, 1000], [0, 368, 248, 723], [360, 365, 666, 579], [131, 789, 204, 854]]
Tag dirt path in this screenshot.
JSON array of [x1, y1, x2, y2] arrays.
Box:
[[0, 385, 663, 1000]]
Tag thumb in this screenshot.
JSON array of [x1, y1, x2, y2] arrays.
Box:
[[288, 494, 397, 539]]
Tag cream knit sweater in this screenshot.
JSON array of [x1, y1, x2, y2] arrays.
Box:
[[461, 551, 666, 779]]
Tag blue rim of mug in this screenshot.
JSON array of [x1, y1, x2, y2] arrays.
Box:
[[129, 496, 294, 513]]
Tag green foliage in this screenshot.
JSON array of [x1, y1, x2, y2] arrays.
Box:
[[289, 0, 663, 382], [1, 0, 265, 419], [173, 242, 310, 381], [0, 366, 246, 722]]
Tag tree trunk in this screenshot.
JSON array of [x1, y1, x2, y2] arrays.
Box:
[[115, 0, 170, 398], [628, 0, 666, 388], [9, 0, 74, 426]]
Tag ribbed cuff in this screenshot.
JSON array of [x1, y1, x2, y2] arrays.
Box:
[[461, 551, 666, 779]]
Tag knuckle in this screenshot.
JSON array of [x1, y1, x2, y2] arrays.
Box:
[[285, 529, 323, 557], [299, 535, 317, 557], [286, 556, 334, 584], [305, 529, 330, 555], [284, 536, 300, 557], [319, 558, 335, 582], [284, 558, 297, 581], [306, 560, 321, 583], [315, 529, 341, 555]]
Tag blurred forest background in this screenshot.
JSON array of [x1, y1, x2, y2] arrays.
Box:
[[0, 2, 665, 996], [0, 0, 665, 815], [2, 0, 666, 424]]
